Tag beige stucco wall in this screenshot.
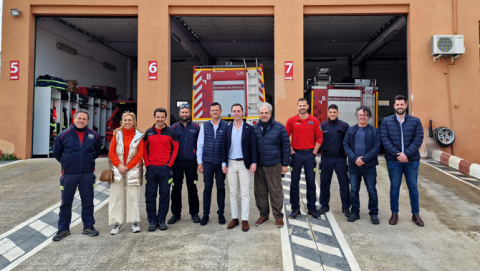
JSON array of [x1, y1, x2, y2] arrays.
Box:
[[1, 0, 479, 164]]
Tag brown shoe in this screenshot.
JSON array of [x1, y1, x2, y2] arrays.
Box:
[[389, 213, 398, 225], [276, 219, 284, 228], [255, 217, 269, 226], [227, 219, 239, 229], [242, 221, 249, 232], [412, 214, 424, 227]]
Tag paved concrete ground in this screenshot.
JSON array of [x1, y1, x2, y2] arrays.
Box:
[[1, 157, 480, 270]]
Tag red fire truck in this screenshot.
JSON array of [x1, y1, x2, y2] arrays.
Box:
[[192, 64, 266, 124], [308, 68, 378, 127]]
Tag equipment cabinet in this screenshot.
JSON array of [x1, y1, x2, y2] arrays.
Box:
[[32, 87, 109, 156]]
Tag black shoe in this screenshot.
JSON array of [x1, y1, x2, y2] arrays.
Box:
[[200, 216, 209, 226], [308, 210, 321, 219], [370, 214, 380, 225], [347, 213, 360, 222], [192, 214, 201, 223], [52, 230, 70, 241], [82, 227, 99, 237], [158, 221, 168, 231], [167, 215, 181, 224], [318, 206, 330, 215], [289, 209, 301, 219], [342, 208, 351, 217], [148, 221, 157, 232], [218, 215, 226, 225]]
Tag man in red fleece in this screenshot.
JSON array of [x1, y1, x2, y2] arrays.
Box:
[[143, 108, 179, 231]]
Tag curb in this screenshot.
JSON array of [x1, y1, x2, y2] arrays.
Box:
[[428, 148, 480, 179]]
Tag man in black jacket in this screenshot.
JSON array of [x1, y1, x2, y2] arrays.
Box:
[[343, 106, 381, 224], [168, 104, 201, 224], [222, 103, 257, 232], [253, 102, 290, 228], [319, 104, 351, 217], [52, 109, 102, 241]]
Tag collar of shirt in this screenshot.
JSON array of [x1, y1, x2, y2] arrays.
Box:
[[294, 113, 312, 122]]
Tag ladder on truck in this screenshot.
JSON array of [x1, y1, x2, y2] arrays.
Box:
[[245, 59, 263, 116]]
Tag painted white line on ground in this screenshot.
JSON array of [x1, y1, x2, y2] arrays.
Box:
[[291, 235, 342, 257], [3, 191, 110, 271], [294, 255, 323, 270], [288, 218, 332, 235], [421, 160, 480, 191], [325, 211, 361, 271], [0, 160, 22, 169], [281, 212, 295, 271]]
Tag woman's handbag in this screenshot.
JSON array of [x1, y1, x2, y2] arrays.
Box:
[[99, 169, 113, 183], [99, 159, 113, 183]]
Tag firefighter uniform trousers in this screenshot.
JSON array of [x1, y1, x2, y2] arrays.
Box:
[[171, 160, 199, 216], [58, 173, 96, 231], [145, 165, 172, 223], [290, 151, 317, 211], [108, 177, 141, 225], [319, 157, 350, 210]]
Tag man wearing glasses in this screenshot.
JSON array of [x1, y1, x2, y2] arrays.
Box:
[[343, 106, 381, 224], [168, 104, 201, 225], [197, 102, 229, 226]]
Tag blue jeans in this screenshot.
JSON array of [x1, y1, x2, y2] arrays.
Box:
[[349, 165, 378, 215], [387, 161, 420, 214]]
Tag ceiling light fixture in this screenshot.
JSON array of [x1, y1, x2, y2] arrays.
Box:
[[103, 62, 117, 71], [56, 42, 78, 55]]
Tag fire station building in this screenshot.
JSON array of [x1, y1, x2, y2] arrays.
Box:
[[0, 0, 479, 164]]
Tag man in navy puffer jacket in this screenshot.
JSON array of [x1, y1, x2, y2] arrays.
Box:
[[380, 95, 424, 227], [253, 102, 290, 228], [52, 109, 102, 241]]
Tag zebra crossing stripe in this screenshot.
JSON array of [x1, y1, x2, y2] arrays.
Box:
[[287, 218, 332, 236], [291, 235, 343, 257], [294, 255, 323, 270]]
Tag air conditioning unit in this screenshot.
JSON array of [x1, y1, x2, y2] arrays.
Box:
[[431, 35, 465, 55]]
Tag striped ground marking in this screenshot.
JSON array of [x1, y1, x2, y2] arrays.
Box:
[[281, 171, 361, 271], [0, 181, 110, 271]]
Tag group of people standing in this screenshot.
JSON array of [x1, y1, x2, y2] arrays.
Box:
[[318, 95, 424, 227], [51, 94, 424, 242]]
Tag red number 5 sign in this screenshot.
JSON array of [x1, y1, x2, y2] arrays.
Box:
[[10, 61, 19, 80], [285, 61, 293, 80]]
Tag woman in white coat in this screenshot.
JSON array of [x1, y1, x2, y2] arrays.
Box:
[[108, 112, 144, 234]]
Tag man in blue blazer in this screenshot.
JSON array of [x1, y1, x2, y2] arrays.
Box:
[[222, 103, 257, 232]]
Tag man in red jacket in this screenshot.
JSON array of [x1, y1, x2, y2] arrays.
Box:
[[143, 108, 179, 231]]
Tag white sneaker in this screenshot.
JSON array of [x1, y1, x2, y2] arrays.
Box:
[[110, 224, 123, 235], [131, 223, 141, 233]]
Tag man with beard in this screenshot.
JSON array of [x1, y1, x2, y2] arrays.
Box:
[[285, 98, 323, 219], [168, 104, 201, 225], [380, 95, 425, 227]]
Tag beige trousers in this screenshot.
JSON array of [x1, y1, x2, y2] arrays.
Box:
[[108, 176, 141, 225], [227, 159, 251, 221]]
